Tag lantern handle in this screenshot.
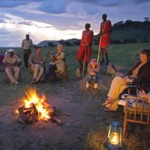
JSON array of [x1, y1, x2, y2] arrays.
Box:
[[108, 125, 111, 138]]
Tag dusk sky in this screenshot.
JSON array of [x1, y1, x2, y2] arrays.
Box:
[[0, 0, 150, 47]]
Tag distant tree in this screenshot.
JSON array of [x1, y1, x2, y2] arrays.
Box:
[[48, 42, 55, 47], [144, 17, 149, 22], [113, 21, 124, 27], [123, 38, 137, 44], [59, 40, 65, 45]]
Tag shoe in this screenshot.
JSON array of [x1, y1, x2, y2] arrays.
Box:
[[31, 79, 36, 84], [15, 81, 19, 85], [102, 98, 114, 106], [86, 82, 89, 88], [103, 106, 115, 112], [94, 83, 98, 89]]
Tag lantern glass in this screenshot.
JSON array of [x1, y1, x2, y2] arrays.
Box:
[[109, 132, 120, 145], [108, 121, 122, 148]]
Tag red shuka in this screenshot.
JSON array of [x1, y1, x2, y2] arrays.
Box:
[[99, 20, 112, 49], [77, 30, 93, 62]]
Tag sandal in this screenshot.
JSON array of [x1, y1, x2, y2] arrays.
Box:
[[102, 98, 114, 106], [31, 79, 37, 84]]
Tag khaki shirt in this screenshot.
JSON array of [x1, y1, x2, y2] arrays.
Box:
[[28, 52, 45, 65], [2, 54, 21, 65], [21, 39, 33, 50]]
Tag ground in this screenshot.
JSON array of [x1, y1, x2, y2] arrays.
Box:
[[1, 43, 150, 150], [0, 71, 119, 150]]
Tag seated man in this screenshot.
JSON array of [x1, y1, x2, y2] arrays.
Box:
[[2, 49, 21, 85], [28, 46, 46, 84], [86, 59, 100, 88], [45, 43, 65, 82]]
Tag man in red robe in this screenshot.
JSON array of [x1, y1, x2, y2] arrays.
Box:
[[77, 23, 93, 72], [98, 14, 112, 65]]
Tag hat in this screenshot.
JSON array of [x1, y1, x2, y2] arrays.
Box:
[[90, 59, 97, 64], [7, 49, 15, 53]]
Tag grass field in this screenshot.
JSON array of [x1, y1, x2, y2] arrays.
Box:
[[0, 43, 150, 149]]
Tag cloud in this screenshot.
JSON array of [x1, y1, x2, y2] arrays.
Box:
[[0, 0, 150, 47], [38, 0, 68, 14], [134, 0, 150, 4]]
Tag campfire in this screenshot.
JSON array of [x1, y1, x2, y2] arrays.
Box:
[[16, 88, 63, 125]]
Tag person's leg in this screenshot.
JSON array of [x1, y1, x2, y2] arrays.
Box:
[[33, 64, 39, 80], [104, 49, 109, 65], [14, 66, 20, 81], [45, 65, 51, 81], [51, 65, 57, 81], [5, 67, 18, 84], [100, 48, 104, 65], [45, 64, 57, 82], [36, 66, 44, 82], [24, 50, 28, 68], [26, 49, 31, 68], [102, 76, 127, 106], [78, 60, 83, 72]]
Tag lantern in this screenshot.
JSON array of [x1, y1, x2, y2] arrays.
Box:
[[107, 121, 122, 150]]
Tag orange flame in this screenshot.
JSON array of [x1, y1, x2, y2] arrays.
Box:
[[18, 88, 53, 120]]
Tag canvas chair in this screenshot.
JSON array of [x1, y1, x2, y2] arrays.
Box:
[[123, 95, 150, 137]]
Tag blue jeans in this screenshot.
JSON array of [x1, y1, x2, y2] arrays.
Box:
[[45, 64, 57, 81], [88, 75, 98, 84]]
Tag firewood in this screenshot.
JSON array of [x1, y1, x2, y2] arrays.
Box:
[[52, 117, 63, 126]]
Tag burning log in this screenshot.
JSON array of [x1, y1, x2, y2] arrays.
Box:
[[17, 104, 39, 124]]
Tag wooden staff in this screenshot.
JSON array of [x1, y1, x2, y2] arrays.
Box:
[[82, 46, 87, 77], [97, 35, 102, 64]]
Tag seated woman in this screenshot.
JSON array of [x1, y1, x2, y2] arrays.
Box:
[[45, 43, 65, 82], [86, 59, 100, 88], [2, 49, 21, 85], [102, 49, 150, 111]]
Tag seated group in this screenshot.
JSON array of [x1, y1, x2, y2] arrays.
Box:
[[2, 43, 66, 85], [2, 45, 150, 112]]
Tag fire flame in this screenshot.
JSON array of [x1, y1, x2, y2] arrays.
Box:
[[17, 88, 54, 121]]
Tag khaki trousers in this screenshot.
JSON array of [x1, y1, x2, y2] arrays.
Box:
[[106, 76, 127, 110], [5, 66, 20, 84]]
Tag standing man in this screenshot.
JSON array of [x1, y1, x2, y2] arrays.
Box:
[[77, 23, 93, 73], [98, 14, 112, 65], [21, 34, 33, 68]]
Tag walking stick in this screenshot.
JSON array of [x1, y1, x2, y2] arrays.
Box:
[[82, 46, 87, 77], [97, 35, 102, 64]]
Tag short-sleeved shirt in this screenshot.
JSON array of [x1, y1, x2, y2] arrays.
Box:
[[21, 39, 33, 50], [2, 54, 21, 65], [28, 52, 45, 65]]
